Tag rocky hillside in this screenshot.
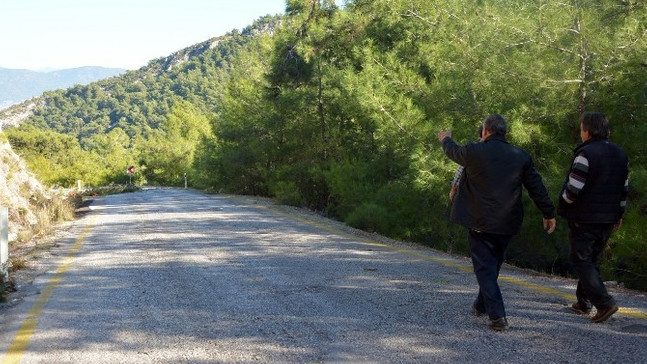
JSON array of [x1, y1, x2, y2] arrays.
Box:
[[0, 99, 41, 130], [0, 138, 49, 242]]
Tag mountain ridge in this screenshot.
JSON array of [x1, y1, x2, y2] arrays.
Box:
[[0, 34, 232, 129], [0, 66, 126, 110], [0, 14, 281, 131]]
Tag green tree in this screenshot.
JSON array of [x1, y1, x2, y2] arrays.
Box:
[[139, 101, 212, 186], [203, 31, 278, 195], [6, 125, 103, 187]]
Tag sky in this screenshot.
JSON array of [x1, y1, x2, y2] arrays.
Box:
[[0, 0, 290, 71]]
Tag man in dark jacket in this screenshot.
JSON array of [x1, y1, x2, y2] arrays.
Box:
[[438, 114, 556, 331], [558, 112, 628, 324]]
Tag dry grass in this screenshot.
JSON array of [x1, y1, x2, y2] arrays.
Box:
[[8, 257, 28, 272], [1, 194, 78, 298], [32, 196, 76, 236]]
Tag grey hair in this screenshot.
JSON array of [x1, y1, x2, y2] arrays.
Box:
[[482, 114, 507, 136]]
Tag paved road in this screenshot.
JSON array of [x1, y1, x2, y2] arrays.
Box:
[[1, 188, 646, 363]]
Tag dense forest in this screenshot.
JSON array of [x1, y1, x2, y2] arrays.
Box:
[[2, 0, 646, 289]]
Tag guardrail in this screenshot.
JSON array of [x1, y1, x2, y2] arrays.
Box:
[[1, 206, 8, 285]]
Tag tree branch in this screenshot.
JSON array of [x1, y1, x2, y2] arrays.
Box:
[[402, 10, 438, 26]]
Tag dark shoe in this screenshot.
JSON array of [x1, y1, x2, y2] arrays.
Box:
[[571, 302, 592, 315], [488, 317, 509, 331], [592, 305, 619, 323]]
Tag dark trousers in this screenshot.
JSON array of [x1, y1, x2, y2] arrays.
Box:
[[468, 229, 512, 320], [568, 221, 616, 309]]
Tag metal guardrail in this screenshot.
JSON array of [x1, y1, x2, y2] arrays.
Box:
[[1, 206, 8, 284]]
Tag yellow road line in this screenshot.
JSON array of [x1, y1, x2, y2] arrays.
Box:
[[261, 205, 647, 321], [1, 216, 96, 364]]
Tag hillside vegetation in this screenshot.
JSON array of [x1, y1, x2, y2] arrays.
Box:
[[1, 0, 646, 289]]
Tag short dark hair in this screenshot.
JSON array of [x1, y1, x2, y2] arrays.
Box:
[[581, 112, 610, 139], [482, 114, 507, 136]]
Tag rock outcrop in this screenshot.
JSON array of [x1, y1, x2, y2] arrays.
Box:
[[0, 139, 48, 242]]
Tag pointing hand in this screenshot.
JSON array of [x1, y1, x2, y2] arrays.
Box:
[[438, 130, 452, 142]]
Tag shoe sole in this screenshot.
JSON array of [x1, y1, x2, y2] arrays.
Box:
[[570, 306, 591, 315], [488, 318, 509, 331], [592, 305, 619, 323]]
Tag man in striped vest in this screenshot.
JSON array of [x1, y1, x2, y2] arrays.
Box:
[[558, 111, 629, 324]]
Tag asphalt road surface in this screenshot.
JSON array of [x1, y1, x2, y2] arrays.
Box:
[[1, 188, 646, 363]]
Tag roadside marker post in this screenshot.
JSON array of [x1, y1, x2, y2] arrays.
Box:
[[127, 165, 134, 185], [1, 207, 9, 285]]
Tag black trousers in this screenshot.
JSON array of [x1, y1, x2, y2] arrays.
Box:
[[568, 221, 616, 309], [468, 229, 512, 320]]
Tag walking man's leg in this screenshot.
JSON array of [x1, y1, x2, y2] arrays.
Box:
[[568, 222, 618, 322], [469, 230, 511, 330]]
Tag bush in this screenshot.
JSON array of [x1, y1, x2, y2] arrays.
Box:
[[269, 180, 303, 207], [603, 207, 647, 290], [345, 202, 392, 234]]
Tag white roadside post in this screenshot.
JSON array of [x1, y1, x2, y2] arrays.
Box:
[[1, 207, 9, 285]]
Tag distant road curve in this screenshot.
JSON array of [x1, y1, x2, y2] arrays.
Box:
[[1, 188, 646, 363]]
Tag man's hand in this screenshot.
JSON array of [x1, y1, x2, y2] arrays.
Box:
[[438, 130, 452, 142], [449, 186, 458, 200], [543, 218, 556, 234]]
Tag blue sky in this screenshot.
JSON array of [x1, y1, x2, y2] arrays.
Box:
[[0, 0, 290, 71]]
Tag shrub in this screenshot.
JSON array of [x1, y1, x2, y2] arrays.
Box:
[[345, 202, 392, 234], [269, 180, 303, 207]]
